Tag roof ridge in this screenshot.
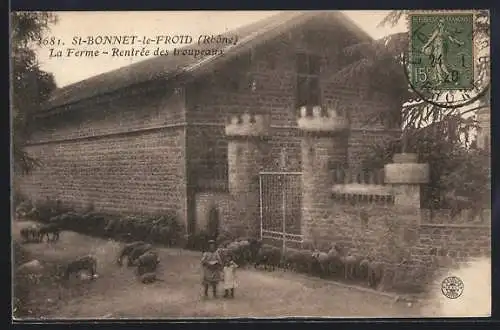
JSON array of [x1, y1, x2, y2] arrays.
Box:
[[42, 11, 370, 110]]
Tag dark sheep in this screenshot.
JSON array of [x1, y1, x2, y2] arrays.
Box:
[[281, 247, 302, 272], [127, 243, 153, 267], [248, 238, 263, 263], [254, 245, 281, 271], [136, 250, 160, 276], [64, 255, 97, 281], [20, 225, 40, 243], [325, 248, 343, 277], [38, 223, 61, 242], [367, 261, 384, 289], [312, 250, 332, 277], [116, 241, 147, 266], [140, 272, 165, 284]]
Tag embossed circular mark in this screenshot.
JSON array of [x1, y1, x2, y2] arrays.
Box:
[[441, 276, 464, 299]]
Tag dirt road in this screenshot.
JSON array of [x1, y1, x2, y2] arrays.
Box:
[[13, 220, 420, 319]]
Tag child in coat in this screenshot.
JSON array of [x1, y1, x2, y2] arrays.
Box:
[[222, 255, 238, 298]]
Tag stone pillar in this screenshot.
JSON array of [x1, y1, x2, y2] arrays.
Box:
[[225, 113, 270, 238], [476, 104, 490, 151], [297, 106, 350, 243], [384, 153, 429, 208]]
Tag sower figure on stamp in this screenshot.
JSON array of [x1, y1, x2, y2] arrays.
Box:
[[201, 240, 223, 298], [421, 18, 465, 85], [223, 254, 239, 298]]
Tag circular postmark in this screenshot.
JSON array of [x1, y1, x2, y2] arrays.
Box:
[[441, 275, 464, 299], [402, 52, 489, 109]]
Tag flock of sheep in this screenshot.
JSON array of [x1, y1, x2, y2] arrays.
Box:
[[19, 221, 162, 284], [216, 238, 385, 289], [19, 217, 385, 289]]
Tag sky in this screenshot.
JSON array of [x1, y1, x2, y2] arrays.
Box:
[[33, 11, 407, 88]]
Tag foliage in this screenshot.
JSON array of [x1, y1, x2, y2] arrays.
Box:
[[11, 12, 58, 174], [362, 130, 491, 209]]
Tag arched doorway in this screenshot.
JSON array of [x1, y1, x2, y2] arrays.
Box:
[[207, 206, 220, 241]]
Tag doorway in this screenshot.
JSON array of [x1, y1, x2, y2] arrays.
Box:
[[207, 206, 220, 241]]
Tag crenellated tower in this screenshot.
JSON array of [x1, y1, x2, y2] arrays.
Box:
[[225, 113, 270, 237], [297, 105, 350, 243]]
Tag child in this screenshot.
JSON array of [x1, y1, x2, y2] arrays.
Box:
[[222, 255, 238, 298], [201, 240, 222, 298]]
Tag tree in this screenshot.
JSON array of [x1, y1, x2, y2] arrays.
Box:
[[11, 12, 58, 174], [332, 10, 490, 151], [336, 10, 491, 212]]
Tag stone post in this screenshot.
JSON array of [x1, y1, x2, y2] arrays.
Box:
[[297, 106, 350, 244], [476, 104, 490, 151], [225, 113, 270, 238], [384, 153, 429, 208]]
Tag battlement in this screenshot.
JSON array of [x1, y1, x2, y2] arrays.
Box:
[[225, 113, 271, 137], [297, 105, 349, 132]]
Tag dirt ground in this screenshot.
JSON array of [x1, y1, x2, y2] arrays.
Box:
[[12, 220, 422, 319]]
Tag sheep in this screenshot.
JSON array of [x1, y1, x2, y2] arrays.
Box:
[[20, 225, 40, 243], [63, 255, 98, 281], [248, 238, 263, 263], [136, 250, 160, 276], [367, 261, 384, 289], [281, 247, 302, 272], [254, 245, 281, 271], [311, 250, 330, 277], [358, 258, 371, 281], [116, 241, 147, 266], [127, 243, 153, 267], [325, 247, 343, 277], [341, 254, 360, 281], [38, 223, 61, 242]]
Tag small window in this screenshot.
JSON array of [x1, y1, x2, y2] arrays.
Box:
[[295, 53, 322, 109]]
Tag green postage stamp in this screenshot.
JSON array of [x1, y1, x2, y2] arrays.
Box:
[[409, 12, 474, 90]]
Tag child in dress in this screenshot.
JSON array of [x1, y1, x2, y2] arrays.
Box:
[[201, 240, 223, 298], [222, 254, 238, 298]]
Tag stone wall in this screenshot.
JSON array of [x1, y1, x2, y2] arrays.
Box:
[[306, 203, 420, 261], [18, 87, 189, 228]]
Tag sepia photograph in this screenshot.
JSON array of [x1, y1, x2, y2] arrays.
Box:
[[11, 10, 491, 319]]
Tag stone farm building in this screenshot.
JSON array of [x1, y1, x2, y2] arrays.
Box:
[[19, 12, 490, 270]]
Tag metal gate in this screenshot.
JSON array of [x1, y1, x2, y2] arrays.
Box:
[[259, 172, 303, 248]]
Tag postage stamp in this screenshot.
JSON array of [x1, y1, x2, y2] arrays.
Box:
[[408, 12, 474, 90]]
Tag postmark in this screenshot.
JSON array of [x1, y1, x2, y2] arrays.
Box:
[[405, 10, 490, 108], [441, 276, 464, 299]]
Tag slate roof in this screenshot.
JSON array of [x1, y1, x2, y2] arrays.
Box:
[[42, 11, 372, 110]]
